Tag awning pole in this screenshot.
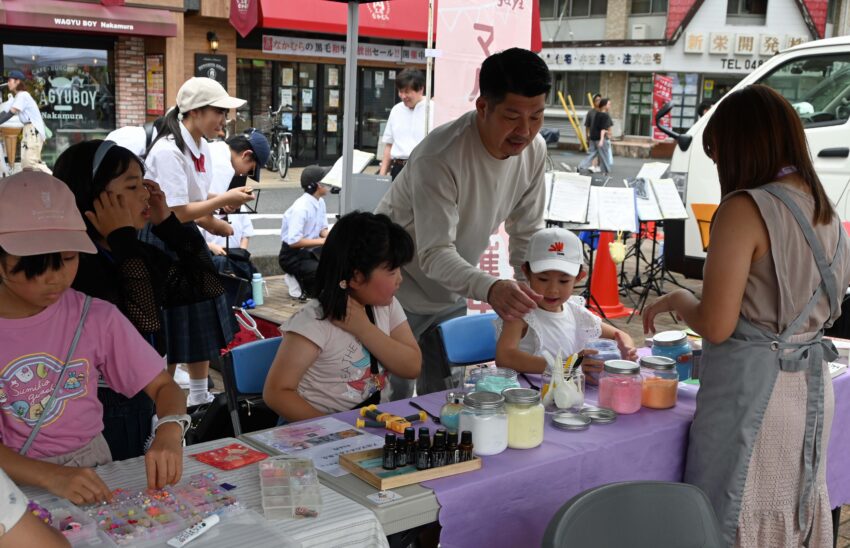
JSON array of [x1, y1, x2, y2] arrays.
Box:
[[425, 0, 435, 133], [341, 1, 358, 189]]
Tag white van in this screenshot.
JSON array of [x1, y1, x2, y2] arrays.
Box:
[[660, 36, 850, 278]]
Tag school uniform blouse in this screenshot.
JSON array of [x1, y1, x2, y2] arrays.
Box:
[[145, 123, 214, 206], [72, 213, 224, 356]]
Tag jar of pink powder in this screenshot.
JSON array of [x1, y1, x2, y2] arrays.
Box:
[[598, 360, 643, 415]]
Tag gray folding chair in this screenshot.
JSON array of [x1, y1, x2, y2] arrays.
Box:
[[542, 481, 724, 548]]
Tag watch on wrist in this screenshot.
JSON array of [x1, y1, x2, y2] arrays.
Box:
[[154, 414, 192, 438]]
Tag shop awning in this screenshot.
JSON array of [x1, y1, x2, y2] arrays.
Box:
[[0, 0, 178, 37], [259, 0, 428, 42]]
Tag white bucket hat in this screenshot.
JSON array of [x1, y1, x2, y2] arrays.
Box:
[[176, 77, 245, 115]]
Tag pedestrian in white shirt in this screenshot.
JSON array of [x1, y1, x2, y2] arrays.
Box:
[[0, 70, 50, 173], [143, 77, 255, 406], [376, 48, 551, 399], [379, 69, 429, 180], [279, 165, 331, 299]]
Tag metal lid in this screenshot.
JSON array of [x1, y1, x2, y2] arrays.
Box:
[[445, 390, 464, 404], [639, 356, 677, 371], [463, 391, 505, 410], [603, 359, 640, 375], [551, 411, 591, 431], [502, 387, 541, 404], [580, 406, 618, 424], [652, 330, 688, 347]]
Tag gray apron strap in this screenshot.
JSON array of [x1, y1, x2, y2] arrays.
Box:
[[19, 296, 92, 457], [761, 184, 844, 530]]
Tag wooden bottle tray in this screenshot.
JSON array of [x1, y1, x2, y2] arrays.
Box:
[[338, 448, 482, 490]]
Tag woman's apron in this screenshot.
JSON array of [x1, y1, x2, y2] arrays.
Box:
[[684, 184, 845, 546]]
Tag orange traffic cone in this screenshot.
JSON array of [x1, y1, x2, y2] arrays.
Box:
[[588, 231, 633, 319]]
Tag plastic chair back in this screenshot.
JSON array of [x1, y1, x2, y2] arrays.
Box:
[[542, 481, 724, 548], [437, 312, 498, 367], [691, 203, 718, 252], [222, 336, 282, 435]]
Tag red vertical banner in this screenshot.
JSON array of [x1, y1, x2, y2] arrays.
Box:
[[652, 73, 674, 141], [230, 0, 259, 38]]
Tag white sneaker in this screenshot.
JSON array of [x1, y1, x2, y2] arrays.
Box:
[[284, 274, 302, 298], [590, 166, 601, 173]]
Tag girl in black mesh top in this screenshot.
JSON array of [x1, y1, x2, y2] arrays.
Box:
[[53, 140, 224, 460]]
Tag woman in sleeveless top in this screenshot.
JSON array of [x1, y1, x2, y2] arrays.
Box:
[[644, 85, 850, 547]]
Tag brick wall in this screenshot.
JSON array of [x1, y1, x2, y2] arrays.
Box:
[[115, 36, 146, 127], [604, 0, 629, 40]]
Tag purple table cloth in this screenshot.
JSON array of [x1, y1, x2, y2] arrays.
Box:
[[334, 373, 850, 548]]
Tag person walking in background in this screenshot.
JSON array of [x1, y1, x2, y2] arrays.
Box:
[[581, 94, 601, 172], [579, 97, 613, 174], [644, 85, 850, 546], [0, 70, 49, 173], [379, 69, 429, 181]]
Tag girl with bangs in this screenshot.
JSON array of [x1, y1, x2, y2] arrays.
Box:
[[263, 212, 422, 421]]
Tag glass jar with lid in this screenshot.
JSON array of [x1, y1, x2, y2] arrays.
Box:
[[584, 339, 621, 384], [651, 330, 693, 381], [598, 360, 643, 415], [503, 388, 544, 449], [474, 367, 520, 394], [440, 391, 464, 431], [458, 391, 508, 456], [639, 356, 679, 409]]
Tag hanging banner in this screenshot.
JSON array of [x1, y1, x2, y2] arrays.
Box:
[[434, 0, 533, 127], [230, 0, 259, 38], [652, 73, 674, 141]]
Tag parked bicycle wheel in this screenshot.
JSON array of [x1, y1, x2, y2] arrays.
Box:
[[277, 137, 289, 178], [266, 137, 278, 171]]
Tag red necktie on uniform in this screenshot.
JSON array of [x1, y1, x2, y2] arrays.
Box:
[[192, 153, 205, 173]]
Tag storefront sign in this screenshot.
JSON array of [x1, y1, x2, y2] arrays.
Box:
[[735, 34, 757, 55], [543, 48, 664, 71], [652, 74, 674, 141], [759, 34, 782, 56], [145, 54, 165, 116], [708, 33, 731, 55], [230, 0, 259, 38], [195, 54, 228, 87], [0, 0, 177, 37], [261, 35, 425, 64], [684, 33, 705, 54]]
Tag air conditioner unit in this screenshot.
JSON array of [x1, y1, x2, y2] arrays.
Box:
[[631, 24, 649, 40]]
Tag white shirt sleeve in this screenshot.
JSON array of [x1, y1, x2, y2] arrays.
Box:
[[387, 297, 408, 332], [284, 207, 309, 245], [146, 145, 191, 207], [382, 108, 395, 145], [0, 469, 27, 539]]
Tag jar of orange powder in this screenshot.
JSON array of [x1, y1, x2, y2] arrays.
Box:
[[639, 356, 679, 409]]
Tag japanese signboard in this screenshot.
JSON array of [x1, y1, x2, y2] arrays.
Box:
[[262, 35, 424, 64], [145, 54, 164, 116], [652, 74, 674, 141]]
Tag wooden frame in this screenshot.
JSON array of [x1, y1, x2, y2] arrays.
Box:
[[339, 449, 482, 490]]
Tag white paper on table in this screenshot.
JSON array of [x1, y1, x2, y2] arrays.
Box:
[[320, 149, 376, 188], [652, 178, 689, 219], [244, 417, 384, 477], [302, 113, 313, 131], [636, 162, 670, 180], [629, 177, 664, 221], [546, 172, 592, 224], [596, 186, 638, 233]]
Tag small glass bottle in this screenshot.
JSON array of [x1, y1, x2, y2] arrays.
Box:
[[446, 430, 459, 464], [503, 388, 544, 449], [598, 360, 643, 415], [382, 433, 396, 470], [639, 356, 679, 409], [459, 430, 474, 462], [440, 391, 464, 431], [431, 429, 447, 467], [652, 330, 694, 381], [458, 391, 508, 456], [416, 434, 431, 470], [403, 426, 416, 464]]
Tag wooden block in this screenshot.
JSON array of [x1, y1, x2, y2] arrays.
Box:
[[339, 448, 482, 490]]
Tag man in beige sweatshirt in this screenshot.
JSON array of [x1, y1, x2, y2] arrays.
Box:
[[376, 48, 551, 398]]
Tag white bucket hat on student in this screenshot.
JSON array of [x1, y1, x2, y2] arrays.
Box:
[[176, 77, 246, 114], [525, 227, 584, 276]]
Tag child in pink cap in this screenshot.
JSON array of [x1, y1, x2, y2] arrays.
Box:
[[0, 171, 187, 505]]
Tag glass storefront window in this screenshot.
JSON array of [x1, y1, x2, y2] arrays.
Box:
[[626, 74, 653, 136], [668, 73, 700, 133], [546, 72, 601, 107], [3, 44, 114, 166]]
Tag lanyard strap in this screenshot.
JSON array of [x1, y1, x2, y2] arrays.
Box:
[[19, 295, 92, 457]]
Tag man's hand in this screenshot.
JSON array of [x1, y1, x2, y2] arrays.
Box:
[[487, 280, 541, 321]]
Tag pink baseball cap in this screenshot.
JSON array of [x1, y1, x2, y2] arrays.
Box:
[[0, 171, 96, 256]]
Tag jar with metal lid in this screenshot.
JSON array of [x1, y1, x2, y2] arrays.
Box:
[[503, 388, 544, 449], [651, 330, 693, 381], [458, 391, 508, 456], [584, 339, 621, 384], [440, 391, 464, 431], [598, 360, 643, 415], [639, 356, 678, 409], [474, 367, 520, 394]]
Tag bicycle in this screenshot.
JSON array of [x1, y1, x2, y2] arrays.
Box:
[[267, 104, 293, 179]]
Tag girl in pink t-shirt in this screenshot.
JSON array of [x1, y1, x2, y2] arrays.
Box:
[[0, 172, 187, 506], [263, 212, 422, 421]]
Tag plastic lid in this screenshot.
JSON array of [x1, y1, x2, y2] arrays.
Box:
[[653, 330, 688, 347], [460, 430, 473, 444], [580, 406, 618, 424], [551, 411, 591, 431], [252, 272, 262, 279], [445, 390, 464, 404], [639, 356, 677, 370], [502, 387, 541, 404], [404, 427, 415, 440], [384, 433, 396, 444], [463, 391, 505, 410], [603, 359, 641, 375]]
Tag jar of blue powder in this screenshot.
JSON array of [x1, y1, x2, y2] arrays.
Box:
[[440, 391, 464, 431], [651, 330, 693, 381]]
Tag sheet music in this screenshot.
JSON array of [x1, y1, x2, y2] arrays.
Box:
[[321, 150, 376, 188], [629, 177, 664, 221], [636, 162, 670, 180], [652, 178, 689, 219], [546, 172, 592, 224], [596, 187, 638, 233]]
